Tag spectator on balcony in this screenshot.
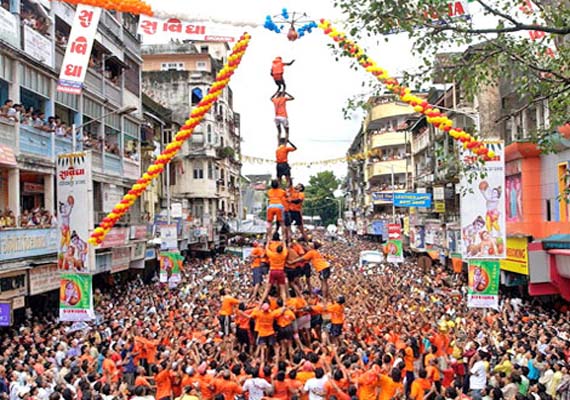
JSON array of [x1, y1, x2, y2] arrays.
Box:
[[5, 103, 22, 122]]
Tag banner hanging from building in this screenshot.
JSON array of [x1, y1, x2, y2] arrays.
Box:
[[59, 273, 95, 321], [57, 152, 94, 273], [138, 16, 237, 42], [385, 240, 403, 263], [159, 251, 184, 287], [57, 5, 102, 94], [467, 260, 500, 309], [460, 140, 506, 259]]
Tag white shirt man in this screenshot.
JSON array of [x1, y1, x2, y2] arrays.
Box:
[[242, 375, 272, 400], [304, 368, 329, 400], [470, 357, 487, 392]]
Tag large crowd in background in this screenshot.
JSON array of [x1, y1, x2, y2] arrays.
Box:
[[0, 232, 569, 400]]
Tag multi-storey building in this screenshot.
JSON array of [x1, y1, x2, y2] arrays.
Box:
[[141, 41, 242, 251], [346, 95, 416, 237], [0, 1, 148, 316]]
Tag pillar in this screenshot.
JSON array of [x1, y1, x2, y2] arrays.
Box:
[[43, 174, 54, 213], [8, 168, 19, 224]]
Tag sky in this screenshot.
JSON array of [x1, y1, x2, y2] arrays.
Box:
[[143, 0, 423, 186], [142, 0, 526, 186]]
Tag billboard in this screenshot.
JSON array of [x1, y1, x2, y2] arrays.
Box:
[[393, 193, 432, 208], [467, 260, 500, 309], [57, 152, 94, 273], [59, 273, 94, 321], [461, 140, 506, 259]]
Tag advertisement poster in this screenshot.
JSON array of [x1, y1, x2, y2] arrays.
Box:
[[385, 240, 403, 263], [500, 237, 529, 275], [57, 152, 93, 273], [59, 274, 94, 321], [506, 174, 523, 222], [467, 260, 500, 309], [159, 224, 178, 250], [159, 252, 184, 286], [57, 5, 102, 94], [410, 226, 425, 250], [461, 140, 506, 259], [0, 302, 11, 327]]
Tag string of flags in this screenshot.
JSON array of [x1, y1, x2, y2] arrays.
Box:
[[241, 148, 385, 167]]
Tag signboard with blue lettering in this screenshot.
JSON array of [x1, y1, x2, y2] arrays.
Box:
[[371, 192, 393, 202], [393, 193, 432, 208], [0, 228, 58, 262]]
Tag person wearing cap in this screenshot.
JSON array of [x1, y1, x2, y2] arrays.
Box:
[[270, 56, 295, 92]]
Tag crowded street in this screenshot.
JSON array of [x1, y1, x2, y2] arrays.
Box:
[[1, 233, 569, 400]]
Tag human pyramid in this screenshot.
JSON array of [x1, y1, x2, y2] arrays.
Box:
[[217, 57, 346, 368]]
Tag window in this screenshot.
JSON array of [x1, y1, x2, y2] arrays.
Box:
[[196, 61, 207, 71], [160, 62, 184, 71], [169, 163, 177, 186], [558, 162, 570, 222], [193, 167, 204, 179], [220, 137, 224, 147], [546, 199, 552, 222], [124, 56, 140, 95], [191, 87, 203, 106], [200, 45, 208, 54], [207, 161, 213, 179], [207, 124, 212, 143]]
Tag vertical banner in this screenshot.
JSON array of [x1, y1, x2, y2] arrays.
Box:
[[467, 260, 500, 309], [385, 240, 403, 263], [59, 274, 95, 321], [57, 5, 102, 94], [461, 140, 506, 259], [159, 252, 184, 287], [57, 152, 93, 273]]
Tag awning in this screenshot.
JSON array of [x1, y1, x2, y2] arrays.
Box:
[[542, 234, 570, 250], [0, 144, 16, 167], [548, 249, 570, 256]]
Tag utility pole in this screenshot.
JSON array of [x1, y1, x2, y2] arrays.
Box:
[[391, 164, 396, 223]]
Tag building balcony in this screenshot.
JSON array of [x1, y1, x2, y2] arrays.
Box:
[[366, 102, 415, 130], [369, 131, 409, 149], [0, 119, 17, 149], [367, 159, 409, 178], [19, 125, 72, 160]]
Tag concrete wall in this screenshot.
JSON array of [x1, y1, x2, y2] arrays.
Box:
[[142, 54, 212, 72], [541, 149, 570, 224], [142, 71, 191, 124]]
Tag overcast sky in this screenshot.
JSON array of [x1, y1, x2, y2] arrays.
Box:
[[143, 0, 528, 186]]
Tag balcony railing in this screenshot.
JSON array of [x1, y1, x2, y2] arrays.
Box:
[[0, 119, 17, 148], [20, 124, 52, 158], [105, 80, 122, 105], [104, 153, 122, 175]]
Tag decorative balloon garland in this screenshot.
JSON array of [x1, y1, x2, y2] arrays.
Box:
[[59, 0, 154, 16], [88, 33, 251, 245], [318, 19, 495, 161]]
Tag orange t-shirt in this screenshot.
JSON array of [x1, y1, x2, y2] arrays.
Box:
[[296, 371, 315, 385], [273, 380, 290, 400], [198, 373, 216, 400], [324, 379, 350, 400], [215, 379, 243, 399], [135, 376, 151, 387], [268, 188, 287, 205], [219, 296, 240, 316], [276, 146, 295, 163], [102, 358, 118, 383], [326, 303, 344, 324], [155, 369, 173, 400], [272, 59, 284, 76], [266, 246, 288, 270], [410, 378, 432, 400], [251, 308, 280, 337], [276, 308, 296, 328], [287, 296, 308, 316], [251, 247, 265, 268], [272, 97, 289, 118], [378, 374, 403, 400], [357, 370, 379, 400], [404, 346, 415, 372], [236, 309, 252, 330], [426, 365, 441, 382], [287, 189, 304, 212], [302, 249, 329, 272]]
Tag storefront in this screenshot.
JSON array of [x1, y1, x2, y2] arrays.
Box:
[[27, 263, 60, 313]]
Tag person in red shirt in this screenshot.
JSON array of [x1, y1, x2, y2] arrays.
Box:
[[270, 56, 295, 92], [276, 138, 297, 186], [271, 90, 294, 142]]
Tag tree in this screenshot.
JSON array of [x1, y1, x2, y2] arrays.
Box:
[[304, 171, 342, 226], [335, 0, 570, 146]]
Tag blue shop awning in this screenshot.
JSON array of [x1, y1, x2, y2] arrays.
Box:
[[542, 234, 570, 250]]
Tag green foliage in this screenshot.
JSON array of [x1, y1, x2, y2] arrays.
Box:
[[334, 0, 570, 143], [304, 171, 342, 226]]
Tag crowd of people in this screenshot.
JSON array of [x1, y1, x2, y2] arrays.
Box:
[[0, 234, 569, 400], [0, 208, 56, 229]]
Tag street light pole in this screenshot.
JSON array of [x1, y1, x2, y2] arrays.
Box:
[[391, 164, 396, 224]]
